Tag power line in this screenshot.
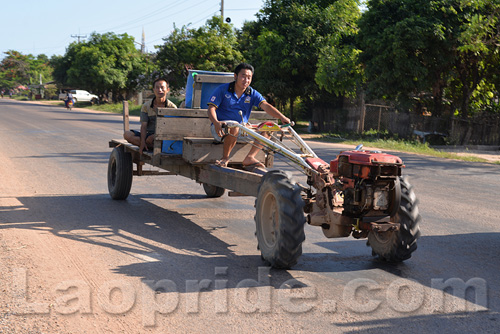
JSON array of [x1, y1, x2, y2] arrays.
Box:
[[95, 1, 182, 34]]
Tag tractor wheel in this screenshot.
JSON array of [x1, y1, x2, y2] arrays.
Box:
[[107, 146, 133, 200], [202, 183, 225, 198], [368, 175, 421, 262], [254, 170, 305, 269]]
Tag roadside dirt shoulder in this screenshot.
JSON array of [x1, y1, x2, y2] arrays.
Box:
[[299, 134, 500, 164]]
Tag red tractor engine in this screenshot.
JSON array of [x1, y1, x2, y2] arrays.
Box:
[[304, 148, 405, 241], [330, 150, 403, 219]]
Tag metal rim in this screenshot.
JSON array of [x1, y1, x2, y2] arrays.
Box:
[[260, 191, 279, 249]]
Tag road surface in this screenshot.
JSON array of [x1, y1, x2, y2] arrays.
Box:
[[0, 99, 499, 333]]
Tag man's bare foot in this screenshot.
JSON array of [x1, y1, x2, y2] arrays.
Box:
[[242, 162, 266, 170], [215, 158, 229, 167], [242, 157, 261, 167]]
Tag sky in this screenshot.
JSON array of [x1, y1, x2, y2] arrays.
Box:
[[0, 0, 265, 59]]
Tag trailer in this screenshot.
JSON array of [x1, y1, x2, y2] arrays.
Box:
[[108, 72, 421, 268]]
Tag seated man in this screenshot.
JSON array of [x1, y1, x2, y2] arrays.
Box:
[[124, 78, 177, 154], [207, 63, 290, 169]]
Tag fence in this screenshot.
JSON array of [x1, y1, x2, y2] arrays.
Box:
[[362, 105, 500, 145], [313, 101, 500, 146]]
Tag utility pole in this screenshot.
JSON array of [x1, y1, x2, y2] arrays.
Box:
[[141, 27, 145, 54], [221, 0, 224, 19], [71, 34, 87, 43]]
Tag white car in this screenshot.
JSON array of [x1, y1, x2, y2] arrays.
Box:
[[59, 90, 99, 103]]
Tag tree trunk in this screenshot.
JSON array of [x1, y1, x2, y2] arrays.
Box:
[[289, 97, 294, 121], [461, 84, 471, 120], [432, 79, 445, 117], [461, 122, 473, 145]]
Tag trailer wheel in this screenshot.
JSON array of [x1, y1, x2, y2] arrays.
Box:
[[202, 183, 225, 198], [368, 175, 421, 262], [108, 146, 133, 200], [254, 170, 305, 269]]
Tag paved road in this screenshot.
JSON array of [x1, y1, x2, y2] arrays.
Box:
[[0, 99, 499, 333]]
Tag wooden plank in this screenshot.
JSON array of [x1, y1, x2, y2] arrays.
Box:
[[192, 82, 203, 109], [156, 163, 197, 179], [133, 170, 177, 176], [182, 138, 265, 164], [157, 108, 276, 121], [198, 165, 263, 197], [152, 139, 162, 166], [155, 117, 212, 140], [123, 101, 129, 132], [158, 155, 188, 167], [109, 139, 138, 150], [194, 74, 234, 84], [154, 118, 280, 141], [157, 108, 207, 117], [155, 163, 263, 197], [109, 139, 151, 164]]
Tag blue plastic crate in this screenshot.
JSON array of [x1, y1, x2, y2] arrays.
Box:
[[162, 140, 183, 154], [184, 70, 233, 108]]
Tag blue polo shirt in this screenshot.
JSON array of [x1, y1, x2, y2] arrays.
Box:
[[207, 82, 266, 123]]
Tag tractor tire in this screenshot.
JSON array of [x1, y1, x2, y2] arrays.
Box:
[[254, 170, 305, 269], [107, 146, 133, 200], [368, 175, 421, 262], [202, 183, 225, 198]]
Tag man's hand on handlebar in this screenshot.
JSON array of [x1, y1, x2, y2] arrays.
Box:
[[214, 121, 226, 138], [280, 116, 291, 125]]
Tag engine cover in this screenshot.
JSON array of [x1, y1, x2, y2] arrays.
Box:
[[330, 150, 403, 179]]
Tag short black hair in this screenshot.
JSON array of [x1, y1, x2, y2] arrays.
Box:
[[234, 63, 254, 75], [152, 77, 169, 88]]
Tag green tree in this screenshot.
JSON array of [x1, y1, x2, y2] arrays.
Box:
[[155, 16, 242, 91], [359, 0, 500, 118], [314, 0, 363, 98], [240, 0, 361, 120], [0, 51, 53, 89], [447, 0, 500, 118], [52, 32, 150, 101]]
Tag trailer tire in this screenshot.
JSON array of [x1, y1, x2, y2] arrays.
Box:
[[108, 146, 133, 200], [202, 183, 225, 198], [254, 170, 305, 269], [368, 175, 421, 262]]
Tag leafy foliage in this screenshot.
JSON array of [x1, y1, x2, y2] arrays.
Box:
[[52, 32, 151, 100], [239, 0, 362, 119], [315, 0, 364, 98], [155, 16, 242, 91], [359, 0, 500, 118], [0, 51, 53, 89]]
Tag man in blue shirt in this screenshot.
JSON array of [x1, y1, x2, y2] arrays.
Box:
[[207, 63, 290, 169]]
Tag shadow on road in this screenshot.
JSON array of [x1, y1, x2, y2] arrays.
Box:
[[334, 311, 499, 333], [1, 193, 499, 319], [0, 193, 300, 291], [15, 151, 110, 164]]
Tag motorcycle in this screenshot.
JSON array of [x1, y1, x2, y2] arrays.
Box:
[[65, 98, 75, 110]]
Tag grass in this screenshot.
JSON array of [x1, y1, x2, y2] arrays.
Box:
[[83, 97, 183, 116], [85, 102, 142, 116], [10, 95, 30, 101], [293, 123, 498, 164]]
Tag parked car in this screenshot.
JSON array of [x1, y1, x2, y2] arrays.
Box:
[[59, 90, 99, 104]]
